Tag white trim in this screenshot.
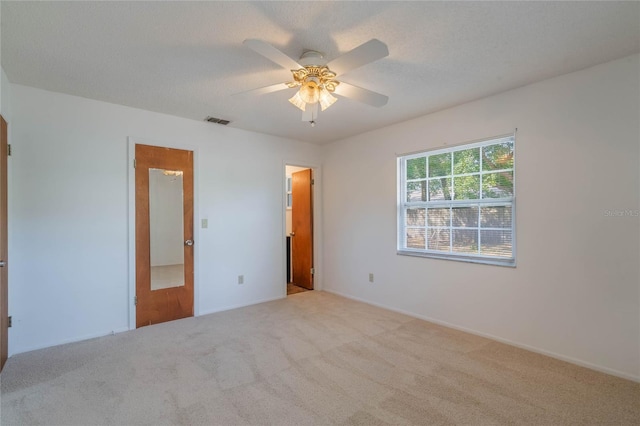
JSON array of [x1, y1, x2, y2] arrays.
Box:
[[282, 160, 322, 294], [397, 132, 516, 158], [404, 198, 513, 207], [127, 141, 135, 330], [127, 136, 200, 330], [397, 249, 516, 267], [397, 156, 405, 250], [198, 296, 285, 317], [9, 327, 130, 357], [511, 130, 518, 266], [323, 289, 640, 383]]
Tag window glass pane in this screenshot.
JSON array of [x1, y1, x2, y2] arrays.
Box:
[[429, 153, 451, 177], [480, 230, 512, 257], [480, 206, 512, 228], [406, 228, 425, 249], [427, 228, 450, 251], [453, 175, 480, 200], [399, 135, 515, 265], [406, 157, 426, 180], [452, 206, 479, 227], [427, 208, 450, 226], [482, 142, 514, 171], [428, 178, 452, 200], [482, 171, 513, 198], [454, 148, 480, 174], [406, 208, 425, 226], [453, 229, 478, 253], [407, 181, 427, 201]]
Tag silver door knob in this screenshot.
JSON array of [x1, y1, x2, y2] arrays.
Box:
[[185, 240, 194, 246], [0, 260, 5, 267]]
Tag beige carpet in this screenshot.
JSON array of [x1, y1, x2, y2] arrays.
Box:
[[1, 291, 639, 425]]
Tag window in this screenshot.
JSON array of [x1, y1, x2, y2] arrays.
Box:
[[398, 134, 515, 266]]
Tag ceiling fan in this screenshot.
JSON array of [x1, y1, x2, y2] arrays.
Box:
[[241, 38, 389, 126]]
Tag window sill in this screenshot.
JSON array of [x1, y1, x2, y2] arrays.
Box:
[[397, 249, 516, 267]]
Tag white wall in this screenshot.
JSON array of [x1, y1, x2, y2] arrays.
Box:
[[323, 55, 640, 380], [1, 67, 11, 121], [8, 84, 322, 354], [0, 2, 3, 115]]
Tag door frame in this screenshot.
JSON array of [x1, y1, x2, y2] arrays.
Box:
[[1, 115, 8, 370], [127, 137, 200, 330], [283, 161, 322, 295]]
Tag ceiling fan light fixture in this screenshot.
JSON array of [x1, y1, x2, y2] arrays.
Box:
[[288, 91, 306, 111], [319, 88, 337, 111], [243, 38, 389, 124], [299, 79, 320, 104], [287, 64, 342, 114]]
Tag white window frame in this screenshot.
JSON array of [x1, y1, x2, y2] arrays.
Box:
[[397, 134, 516, 267]]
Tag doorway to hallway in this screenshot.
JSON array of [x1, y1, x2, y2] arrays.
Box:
[[285, 165, 313, 296]]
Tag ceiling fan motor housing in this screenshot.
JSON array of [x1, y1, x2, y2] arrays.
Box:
[[299, 50, 326, 66], [290, 65, 339, 93]]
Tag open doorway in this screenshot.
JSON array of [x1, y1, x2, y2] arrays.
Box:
[[285, 165, 313, 295]]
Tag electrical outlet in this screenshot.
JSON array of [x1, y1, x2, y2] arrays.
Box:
[[238, 275, 244, 285], [369, 273, 374, 283]]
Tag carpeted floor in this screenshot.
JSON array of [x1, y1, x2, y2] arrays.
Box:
[[1, 291, 639, 425]]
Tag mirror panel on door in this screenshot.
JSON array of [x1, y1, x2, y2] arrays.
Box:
[[148, 168, 185, 290]]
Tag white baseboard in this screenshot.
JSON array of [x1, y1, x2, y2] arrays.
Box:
[[10, 326, 130, 357], [323, 288, 640, 383], [9, 296, 287, 357], [198, 295, 286, 317]]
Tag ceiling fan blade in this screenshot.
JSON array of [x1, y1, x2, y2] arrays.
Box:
[[333, 82, 388, 107], [234, 83, 290, 97], [243, 39, 303, 71], [327, 39, 389, 76]]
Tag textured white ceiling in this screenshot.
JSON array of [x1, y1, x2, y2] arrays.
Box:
[[2, 1, 639, 144]]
